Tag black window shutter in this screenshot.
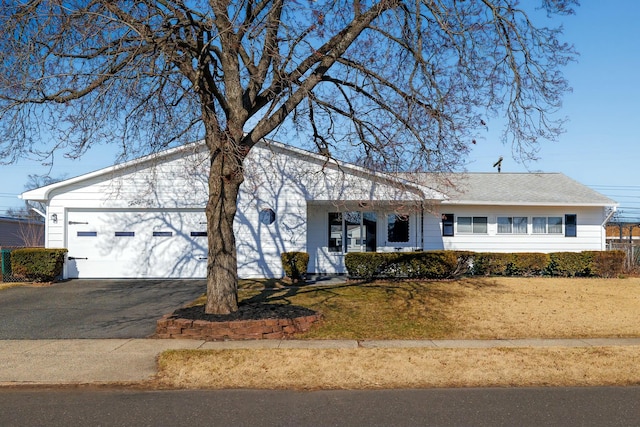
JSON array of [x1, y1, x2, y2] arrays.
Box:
[[565, 214, 577, 237]]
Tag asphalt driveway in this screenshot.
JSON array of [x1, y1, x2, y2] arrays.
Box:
[[0, 280, 206, 339]]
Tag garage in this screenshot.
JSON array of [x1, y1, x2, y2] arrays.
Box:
[[66, 209, 208, 279]]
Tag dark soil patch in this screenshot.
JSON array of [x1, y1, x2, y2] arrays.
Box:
[[171, 302, 318, 322]]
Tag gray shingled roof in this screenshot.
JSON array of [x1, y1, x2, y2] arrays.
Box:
[[411, 173, 617, 206]]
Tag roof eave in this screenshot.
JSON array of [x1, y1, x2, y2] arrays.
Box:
[[20, 139, 447, 203], [20, 142, 206, 202], [441, 200, 619, 207]]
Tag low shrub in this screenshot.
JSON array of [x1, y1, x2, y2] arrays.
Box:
[[585, 250, 626, 278], [11, 248, 67, 282], [345, 250, 624, 280], [281, 251, 310, 283], [472, 253, 512, 276], [344, 252, 387, 280], [345, 251, 471, 280], [508, 252, 550, 277], [547, 252, 590, 277]]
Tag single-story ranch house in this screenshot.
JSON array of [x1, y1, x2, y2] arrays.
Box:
[[20, 140, 617, 279]]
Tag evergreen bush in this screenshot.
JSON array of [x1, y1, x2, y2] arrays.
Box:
[[281, 251, 310, 283], [11, 248, 67, 282]]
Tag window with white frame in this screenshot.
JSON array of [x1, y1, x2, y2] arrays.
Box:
[[457, 216, 488, 234], [532, 216, 563, 234], [497, 216, 528, 234], [328, 211, 377, 252], [550, 217, 564, 234]]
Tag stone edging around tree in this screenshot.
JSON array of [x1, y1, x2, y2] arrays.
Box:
[[155, 312, 322, 340]]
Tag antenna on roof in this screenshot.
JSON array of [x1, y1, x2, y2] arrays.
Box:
[[493, 156, 503, 173]]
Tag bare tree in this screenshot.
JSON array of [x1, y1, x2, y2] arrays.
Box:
[[0, 0, 577, 314], [15, 219, 45, 247]]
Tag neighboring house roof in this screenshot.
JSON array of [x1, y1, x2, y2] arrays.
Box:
[[408, 173, 617, 207], [0, 216, 44, 247], [0, 216, 44, 226]]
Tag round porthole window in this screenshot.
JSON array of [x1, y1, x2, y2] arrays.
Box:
[[259, 208, 276, 225]]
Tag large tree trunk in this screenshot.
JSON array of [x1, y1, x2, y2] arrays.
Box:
[[204, 132, 244, 315]]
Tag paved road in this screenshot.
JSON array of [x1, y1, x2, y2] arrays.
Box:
[[0, 280, 205, 339], [1, 387, 639, 426]]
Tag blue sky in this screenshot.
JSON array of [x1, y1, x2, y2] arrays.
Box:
[[1, 2, 639, 220]]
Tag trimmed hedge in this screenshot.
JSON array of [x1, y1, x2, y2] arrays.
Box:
[[547, 252, 590, 277], [345, 250, 625, 280], [472, 253, 512, 276], [588, 250, 626, 278], [473, 252, 549, 277], [281, 251, 309, 283], [345, 251, 472, 280], [547, 250, 626, 278], [507, 252, 550, 276], [344, 252, 387, 280], [11, 248, 67, 282]]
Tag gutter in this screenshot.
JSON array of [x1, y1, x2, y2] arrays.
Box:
[[441, 201, 618, 207]]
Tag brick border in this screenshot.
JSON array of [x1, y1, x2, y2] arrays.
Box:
[[155, 312, 322, 340]]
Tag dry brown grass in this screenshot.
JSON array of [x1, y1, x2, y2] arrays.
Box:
[[156, 346, 640, 389], [235, 277, 640, 340], [0, 281, 34, 290], [156, 277, 640, 389], [443, 277, 640, 339]]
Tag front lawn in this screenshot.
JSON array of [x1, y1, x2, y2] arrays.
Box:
[[157, 277, 640, 389], [191, 277, 640, 340]]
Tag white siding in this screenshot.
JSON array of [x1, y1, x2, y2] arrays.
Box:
[[40, 142, 422, 279], [30, 141, 613, 278], [306, 202, 422, 274], [423, 205, 607, 253]]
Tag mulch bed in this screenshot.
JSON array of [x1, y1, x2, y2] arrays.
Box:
[[171, 302, 318, 322]]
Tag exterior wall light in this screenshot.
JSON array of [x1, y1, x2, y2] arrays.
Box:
[[51, 213, 58, 224]]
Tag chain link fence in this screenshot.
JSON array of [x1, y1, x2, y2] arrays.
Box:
[[1, 247, 24, 282], [608, 242, 640, 272]]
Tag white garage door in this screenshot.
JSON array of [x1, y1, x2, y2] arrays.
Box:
[[66, 210, 208, 278]]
